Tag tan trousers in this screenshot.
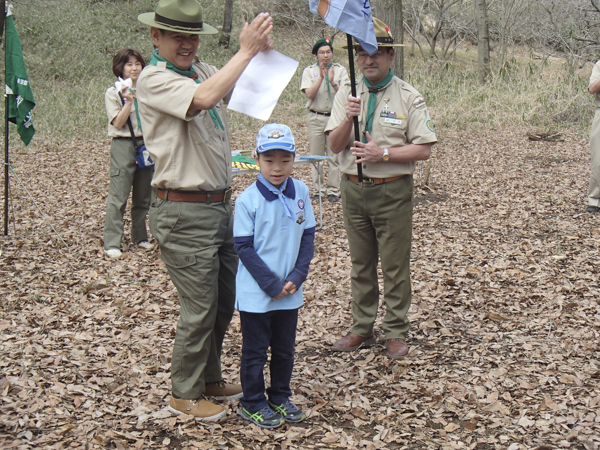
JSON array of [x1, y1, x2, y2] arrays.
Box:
[[589, 109, 600, 207], [306, 111, 340, 197]]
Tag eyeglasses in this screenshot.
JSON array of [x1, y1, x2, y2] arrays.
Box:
[[356, 50, 387, 58], [317, 49, 332, 56]]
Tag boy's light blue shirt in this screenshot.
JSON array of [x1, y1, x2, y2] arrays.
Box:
[[234, 176, 316, 313]]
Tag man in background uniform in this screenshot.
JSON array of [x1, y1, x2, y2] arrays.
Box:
[[326, 18, 437, 359], [136, 0, 273, 421], [587, 60, 600, 213], [301, 38, 349, 202]]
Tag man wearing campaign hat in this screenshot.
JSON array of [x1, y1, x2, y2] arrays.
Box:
[[326, 18, 437, 359], [136, 0, 273, 421], [300, 37, 349, 202]]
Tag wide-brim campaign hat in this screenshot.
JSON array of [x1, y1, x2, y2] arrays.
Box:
[[344, 17, 407, 49], [255, 123, 296, 154], [138, 0, 217, 35]]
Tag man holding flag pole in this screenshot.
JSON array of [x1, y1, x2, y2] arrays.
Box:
[[3, 1, 36, 235], [311, 2, 437, 359]]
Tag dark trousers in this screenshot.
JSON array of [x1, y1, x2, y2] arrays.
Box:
[[239, 308, 298, 412]]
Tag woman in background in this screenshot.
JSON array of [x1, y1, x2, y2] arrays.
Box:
[[103, 48, 154, 259]]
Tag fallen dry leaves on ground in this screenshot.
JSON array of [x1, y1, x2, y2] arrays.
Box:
[[0, 126, 599, 450]]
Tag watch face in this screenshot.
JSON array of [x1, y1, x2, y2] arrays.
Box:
[[383, 149, 389, 161]]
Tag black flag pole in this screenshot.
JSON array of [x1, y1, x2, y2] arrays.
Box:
[[346, 33, 363, 187], [2, 0, 7, 236]]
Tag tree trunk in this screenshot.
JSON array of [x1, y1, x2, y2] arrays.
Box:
[[475, 0, 492, 84], [395, 0, 404, 79], [219, 0, 234, 48], [378, 0, 404, 78]]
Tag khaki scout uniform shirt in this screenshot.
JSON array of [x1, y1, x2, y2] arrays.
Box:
[[325, 76, 437, 178], [300, 63, 349, 113], [136, 61, 231, 192], [591, 61, 600, 107], [105, 87, 142, 138]]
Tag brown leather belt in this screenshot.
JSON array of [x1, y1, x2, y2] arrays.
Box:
[[309, 109, 331, 117], [158, 187, 232, 203], [347, 174, 404, 185]]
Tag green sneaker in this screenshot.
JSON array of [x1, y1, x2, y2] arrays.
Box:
[[268, 400, 306, 423], [240, 406, 285, 429]]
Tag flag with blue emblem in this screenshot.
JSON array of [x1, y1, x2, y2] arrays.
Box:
[[309, 0, 377, 55]]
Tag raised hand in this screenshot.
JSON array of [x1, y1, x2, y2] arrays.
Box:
[[239, 13, 274, 58]]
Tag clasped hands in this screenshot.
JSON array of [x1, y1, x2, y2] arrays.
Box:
[[273, 281, 298, 301]]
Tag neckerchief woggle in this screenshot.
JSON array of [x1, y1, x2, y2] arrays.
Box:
[[257, 172, 294, 219], [362, 69, 394, 143], [149, 50, 224, 130], [318, 62, 333, 100]]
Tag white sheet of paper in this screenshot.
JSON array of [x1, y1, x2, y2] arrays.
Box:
[[227, 50, 299, 121]]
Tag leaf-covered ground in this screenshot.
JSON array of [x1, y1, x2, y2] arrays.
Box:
[[1, 126, 599, 450]]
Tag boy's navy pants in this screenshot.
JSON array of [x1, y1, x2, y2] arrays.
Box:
[[239, 308, 299, 412]]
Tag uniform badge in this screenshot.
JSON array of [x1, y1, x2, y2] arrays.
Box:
[[413, 97, 426, 110], [298, 199, 305, 209], [383, 98, 390, 113], [426, 119, 435, 132], [296, 215, 305, 224], [268, 131, 283, 139]]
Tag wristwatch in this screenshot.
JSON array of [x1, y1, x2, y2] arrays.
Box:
[[382, 148, 389, 161]]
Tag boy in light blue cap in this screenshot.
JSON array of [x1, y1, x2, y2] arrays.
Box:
[[233, 123, 316, 428]]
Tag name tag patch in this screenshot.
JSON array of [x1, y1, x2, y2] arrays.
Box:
[[384, 118, 403, 125]]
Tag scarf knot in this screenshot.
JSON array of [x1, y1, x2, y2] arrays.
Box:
[[149, 50, 224, 130], [362, 70, 394, 142], [257, 173, 294, 219]]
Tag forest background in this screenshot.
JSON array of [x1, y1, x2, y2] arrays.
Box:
[[1, 0, 599, 449]]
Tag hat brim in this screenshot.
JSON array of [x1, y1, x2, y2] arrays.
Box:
[[256, 143, 296, 153], [138, 12, 218, 35]]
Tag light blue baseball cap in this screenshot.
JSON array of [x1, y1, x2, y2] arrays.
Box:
[[255, 123, 296, 154]]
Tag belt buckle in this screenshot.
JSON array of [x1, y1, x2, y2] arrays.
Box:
[[363, 176, 375, 186], [223, 187, 232, 203]]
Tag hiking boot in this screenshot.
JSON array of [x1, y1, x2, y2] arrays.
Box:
[[327, 194, 339, 203], [586, 205, 599, 213], [168, 396, 225, 421], [268, 400, 306, 423], [204, 381, 243, 401], [240, 406, 285, 429], [104, 249, 122, 259], [311, 194, 321, 201]]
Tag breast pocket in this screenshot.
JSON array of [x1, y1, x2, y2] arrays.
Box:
[[378, 116, 408, 144]]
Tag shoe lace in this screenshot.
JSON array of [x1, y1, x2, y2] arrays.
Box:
[[247, 406, 276, 422]]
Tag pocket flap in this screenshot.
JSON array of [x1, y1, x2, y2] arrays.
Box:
[[109, 168, 120, 177], [161, 252, 197, 269]]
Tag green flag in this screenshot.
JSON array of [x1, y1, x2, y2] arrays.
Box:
[[5, 6, 35, 145]]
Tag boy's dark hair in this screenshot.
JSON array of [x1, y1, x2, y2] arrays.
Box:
[[112, 49, 146, 78]]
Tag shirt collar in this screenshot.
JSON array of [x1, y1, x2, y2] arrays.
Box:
[[256, 176, 296, 201]]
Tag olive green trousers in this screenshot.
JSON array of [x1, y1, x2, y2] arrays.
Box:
[[150, 197, 238, 399], [103, 137, 153, 250], [340, 174, 413, 340]]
